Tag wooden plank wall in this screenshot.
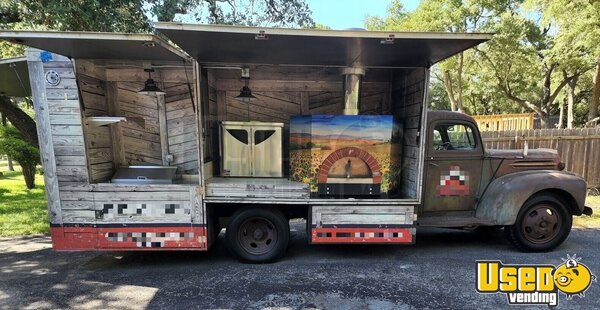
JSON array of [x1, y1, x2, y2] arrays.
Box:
[[77, 62, 200, 176], [43, 58, 91, 186], [210, 66, 390, 124], [76, 60, 113, 182], [103, 65, 199, 174], [392, 68, 425, 199], [205, 71, 219, 170], [26, 50, 93, 224], [113, 81, 163, 166], [25, 54, 202, 228], [58, 184, 198, 225], [208, 66, 393, 178], [164, 82, 199, 173], [481, 128, 600, 188]]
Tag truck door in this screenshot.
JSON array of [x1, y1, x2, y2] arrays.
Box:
[[423, 121, 483, 212]]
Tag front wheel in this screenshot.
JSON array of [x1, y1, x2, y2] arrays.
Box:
[[505, 194, 572, 252], [226, 207, 289, 263]]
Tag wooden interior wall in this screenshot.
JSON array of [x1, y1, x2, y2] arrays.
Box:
[[392, 68, 425, 199], [206, 70, 219, 165], [208, 66, 391, 177], [164, 82, 199, 174], [28, 54, 202, 231], [76, 60, 114, 183], [112, 81, 163, 166], [102, 65, 198, 174], [211, 66, 391, 124]]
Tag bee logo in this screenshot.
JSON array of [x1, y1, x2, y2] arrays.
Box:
[[553, 254, 597, 299], [477, 254, 596, 306]]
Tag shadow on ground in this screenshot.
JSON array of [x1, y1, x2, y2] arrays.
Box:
[[1, 223, 598, 310]]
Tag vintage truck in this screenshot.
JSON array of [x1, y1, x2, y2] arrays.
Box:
[[0, 24, 592, 263]]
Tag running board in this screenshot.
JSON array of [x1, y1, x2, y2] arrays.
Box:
[[417, 212, 495, 227]]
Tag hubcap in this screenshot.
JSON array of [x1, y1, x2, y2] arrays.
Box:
[[238, 217, 278, 255], [521, 204, 561, 244]]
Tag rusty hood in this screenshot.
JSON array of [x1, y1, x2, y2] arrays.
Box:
[[487, 148, 561, 176]]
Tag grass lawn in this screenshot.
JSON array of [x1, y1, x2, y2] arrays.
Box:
[[0, 165, 49, 236], [574, 195, 600, 229]]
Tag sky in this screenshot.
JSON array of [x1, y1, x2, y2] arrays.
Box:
[[306, 0, 420, 30]]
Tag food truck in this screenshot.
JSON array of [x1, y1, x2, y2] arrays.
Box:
[[0, 24, 590, 262]]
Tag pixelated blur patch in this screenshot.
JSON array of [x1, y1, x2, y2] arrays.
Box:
[[436, 165, 469, 196]]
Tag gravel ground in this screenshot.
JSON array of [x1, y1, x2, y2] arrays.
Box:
[[0, 222, 599, 310]]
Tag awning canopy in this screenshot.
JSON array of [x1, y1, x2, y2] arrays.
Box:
[[156, 23, 492, 68], [0, 31, 190, 61], [0, 57, 30, 97]]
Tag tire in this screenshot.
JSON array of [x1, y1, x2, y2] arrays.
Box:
[[505, 194, 572, 252], [226, 207, 289, 263]]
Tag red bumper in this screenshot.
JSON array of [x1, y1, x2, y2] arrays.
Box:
[[50, 225, 207, 251], [311, 227, 413, 244]]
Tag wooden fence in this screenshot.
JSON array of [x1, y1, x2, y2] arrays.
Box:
[[481, 128, 600, 188], [474, 113, 534, 131]]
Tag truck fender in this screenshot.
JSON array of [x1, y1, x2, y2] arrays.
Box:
[[475, 170, 587, 225]]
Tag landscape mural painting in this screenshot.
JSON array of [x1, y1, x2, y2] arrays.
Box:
[[289, 115, 402, 197]]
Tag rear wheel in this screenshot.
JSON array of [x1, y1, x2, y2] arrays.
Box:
[[505, 194, 572, 252], [226, 207, 289, 263]]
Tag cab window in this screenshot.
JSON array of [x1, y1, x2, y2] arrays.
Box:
[[433, 123, 476, 151], [432, 129, 443, 149]]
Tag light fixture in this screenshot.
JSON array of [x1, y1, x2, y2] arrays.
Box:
[[255, 30, 269, 40], [380, 34, 395, 45], [234, 67, 257, 103], [138, 68, 165, 96], [142, 41, 156, 48]]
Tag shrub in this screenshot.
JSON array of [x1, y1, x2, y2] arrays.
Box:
[[0, 126, 40, 189]]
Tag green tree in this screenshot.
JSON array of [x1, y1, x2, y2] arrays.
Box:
[[525, 0, 600, 123], [0, 0, 315, 142], [2, 0, 315, 31], [0, 96, 37, 148], [0, 0, 315, 185], [0, 125, 40, 189], [475, 13, 581, 127], [148, 0, 314, 27], [366, 0, 519, 113], [428, 73, 451, 111], [0, 112, 14, 171], [312, 23, 331, 30], [367, 0, 596, 128], [9, 0, 150, 32]]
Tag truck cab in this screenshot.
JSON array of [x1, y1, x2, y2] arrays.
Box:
[[420, 111, 590, 252]]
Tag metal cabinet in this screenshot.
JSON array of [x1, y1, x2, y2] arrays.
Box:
[[220, 121, 283, 177]]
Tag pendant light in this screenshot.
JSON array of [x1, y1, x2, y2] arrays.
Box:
[[138, 68, 165, 96], [234, 67, 256, 103]]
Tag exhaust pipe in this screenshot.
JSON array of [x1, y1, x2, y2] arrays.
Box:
[[341, 67, 365, 115]]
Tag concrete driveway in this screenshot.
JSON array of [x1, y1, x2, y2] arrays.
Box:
[[1, 223, 599, 309]]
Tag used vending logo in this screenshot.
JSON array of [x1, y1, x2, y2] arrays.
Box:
[[476, 255, 596, 307]]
